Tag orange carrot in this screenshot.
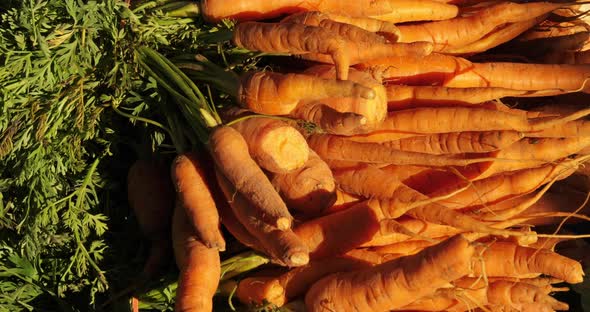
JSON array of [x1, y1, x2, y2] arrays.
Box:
[[269, 150, 336, 217], [305, 235, 475, 312], [172, 202, 220, 312], [171, 152, 225, 251], [238, 70, 374, 115], [363, 216, 461, 247], [235, 277, 285, 306], [307, 133, 500, 167], [471, 241, 584, 284], [377, 107, 590, 134], [473, 136, 590, 180], [386, 85, 539, 110], [230, 116, 309, 173], [443, 16, 547, 55], [209, 126, 293, 230], [281, 11, 397, 43], [396, 2, 562, 51], [358, 53, 590, 92], [431, 160, 577, 210], [383, 131, 524, 154], [201, 0, 458, 23], [233, 22, 432, 80], [293, 201, 382, 259], [216, 170, 309, 267]]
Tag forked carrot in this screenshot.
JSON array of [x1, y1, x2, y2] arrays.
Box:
[[216, 170, 309, 267], [233, 22, 432, 80], [209, 126, 293, 230], [396, 2, 563, 51]]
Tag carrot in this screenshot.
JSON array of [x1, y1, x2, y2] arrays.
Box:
[[486, 280, 569, 310], [323, 189, 362, 214], [358, 53, 590, 92], [431, 160, 577, 210], [127, 159, 175, 280], [293, 200, 382, 259], [200, 0, 458, 23], [216, 170, 309, 267], [171, 152, 225, 251], [385, 85, 540, 110], [472, 136, 590, 180], [395, 2, 563, 52], [526, 119, 590, 137], [233, 22, 432, 80], [302, 65, 388, 127], [172, 201, 220, 312], [471, 241, 584, 284], [377, 107, 590, 134], [307, 133, 502, 167], [371, 239, 438, 257], [235, 276, 285, 306], [269, 150, 336, 217], [237, 70, 374, 116], [281, 11, 397, 44], [383, 131, 524, 154], [443, 16, 547, 55], [444, 62, 590, 92], [229, 116, 309, 173], [209, 126, 293, 230], [305, 235, 475, 312], [400, 279, 568, 311]]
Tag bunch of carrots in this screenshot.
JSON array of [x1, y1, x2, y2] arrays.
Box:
[[124, 0, 590, 311]]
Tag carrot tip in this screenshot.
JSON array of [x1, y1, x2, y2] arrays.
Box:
[[288, 252, 310, 266], [277, 217, 292, 230]]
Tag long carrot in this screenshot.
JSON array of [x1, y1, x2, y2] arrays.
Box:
[[209, 126, 293, 230], [172, 202, 220, 312], [358, 53, 590, 92], [290, 101, 369, 135], [171, 152, 225, 250], [385, 85, 543, 110], [201, 0, 458, 23], [233, 22, 432, 80], [216, 170, 309, 267], [443, 16, 547, 55], [377, 107, 590, 134], [305, 235, 475, 312], [281, 11, 396, 44], [396, 2, 563, 51], [383, 131, 524, 154], [307, 133, 503, 167]]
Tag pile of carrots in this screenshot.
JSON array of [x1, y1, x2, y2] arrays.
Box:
[[127, 1, 590, 311]]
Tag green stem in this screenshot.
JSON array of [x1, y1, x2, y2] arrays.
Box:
[[111, 104, 173, 138]]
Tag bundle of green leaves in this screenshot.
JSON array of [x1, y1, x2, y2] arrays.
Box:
[[0, 0, 236, 310]]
